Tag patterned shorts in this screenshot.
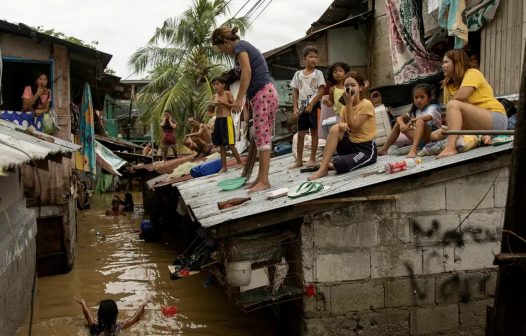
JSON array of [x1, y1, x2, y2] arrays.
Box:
[[250, 83, 279, 151]]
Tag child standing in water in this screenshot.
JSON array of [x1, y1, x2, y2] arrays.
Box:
[[378, 83, 441, 158], [289, 46, 326, 169], [210, 76, 243, 172], [74, 297, 151, 335]]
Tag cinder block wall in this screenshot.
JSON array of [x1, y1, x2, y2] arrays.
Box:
[[301, 166, 508, 336]]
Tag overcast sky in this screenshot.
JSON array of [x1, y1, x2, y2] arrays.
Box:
[[1, 0, 334, 79]]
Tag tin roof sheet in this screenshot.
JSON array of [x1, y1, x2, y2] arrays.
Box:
[[0, 119, 80, 168], [175, 143, 513, 228]]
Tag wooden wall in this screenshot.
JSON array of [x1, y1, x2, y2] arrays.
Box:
[[480, 0, 525, 95]]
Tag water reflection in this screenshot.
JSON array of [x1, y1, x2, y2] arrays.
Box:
[[18, 193, 274, 335]]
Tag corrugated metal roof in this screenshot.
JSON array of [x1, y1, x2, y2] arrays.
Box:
[[0, 119, 80, 169], [175, 143, 513, 229]]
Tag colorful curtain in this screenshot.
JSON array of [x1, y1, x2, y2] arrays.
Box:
[[75, 83, 96, 175], [386, 0, 442, 84]]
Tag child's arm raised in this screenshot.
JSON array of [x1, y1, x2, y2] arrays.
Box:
[[121, 299, 152, 330], [74, 297, 95, 327]]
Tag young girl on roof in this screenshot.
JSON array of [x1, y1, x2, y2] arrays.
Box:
[[378, 83, 442, 158], [308, 71, 377, 181], [322, 62, 350, 119]]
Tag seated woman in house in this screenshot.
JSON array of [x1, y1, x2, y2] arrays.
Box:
[[308, 71, 377, 181], [437, 49, 507, 158], [22, 72, 51, 121]]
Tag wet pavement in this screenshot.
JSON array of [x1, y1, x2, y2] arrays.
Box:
[[18, 193, 274, 335]]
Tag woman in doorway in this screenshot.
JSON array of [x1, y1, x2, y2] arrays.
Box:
[[21, 72, 51, 130]]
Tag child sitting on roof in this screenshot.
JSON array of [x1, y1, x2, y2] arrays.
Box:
[[378, 83, 441, 158], [308, 72, 377, 180]]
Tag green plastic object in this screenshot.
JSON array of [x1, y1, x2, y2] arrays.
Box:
[[217, 177, 247, 191]]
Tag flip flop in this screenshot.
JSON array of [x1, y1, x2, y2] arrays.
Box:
[[300, 165, 320, 173], [217, 177, 247, 191], [492, 135, 513, 146], [287, 181, 324, 198]]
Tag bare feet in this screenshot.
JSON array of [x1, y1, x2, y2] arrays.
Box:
[[406, 149, 417, 158], [308, 168, 328, 181], [219, 168, 227, 173], [244, 179, 259, 190], [247, 182, 271, 193], [377, 148, 388, 156], [288, 161, 303, 169], [437, 147, 458, 159], [306, 160, 316, 168]]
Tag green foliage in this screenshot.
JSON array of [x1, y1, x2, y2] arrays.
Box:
[[34, 26, 99, 49], [129, 0, 249, 143]]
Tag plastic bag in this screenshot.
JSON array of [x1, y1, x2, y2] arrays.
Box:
[[42, 108, 61, 134]]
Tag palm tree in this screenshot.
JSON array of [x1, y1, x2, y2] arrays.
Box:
[[129, 0, 249, 141]]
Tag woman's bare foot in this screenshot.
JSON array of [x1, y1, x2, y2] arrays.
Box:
[[377, 148, 388, 156], [437, 147, 458, 159], [308, 167, 328, 181], [481, 135, 493, 145], [406, 149, 417, 158], [288, 161, 303, 169], [247, 182, 271, 193]]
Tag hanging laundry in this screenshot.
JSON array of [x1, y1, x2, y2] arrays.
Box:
[[438, 0, 469, 49], [467, 0, 500, 32], [75, 83, 96, 175], [386, 0, 442, 84]]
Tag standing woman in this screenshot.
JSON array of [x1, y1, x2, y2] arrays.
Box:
[[160, 110, 178, 161], [437, 49, 506, 158], [22, 72, 51, 130], [211, 26, 279, 193]]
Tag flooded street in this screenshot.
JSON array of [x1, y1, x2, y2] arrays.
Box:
[[18, 193, 275, 336]]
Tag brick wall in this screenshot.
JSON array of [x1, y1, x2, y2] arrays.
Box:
[[301, 166, 508, 336]]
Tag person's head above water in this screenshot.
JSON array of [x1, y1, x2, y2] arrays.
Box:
[[92, 299, 118, 334]]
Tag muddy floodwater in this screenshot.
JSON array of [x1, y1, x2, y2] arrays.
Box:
[[18, 193, 275, 335]]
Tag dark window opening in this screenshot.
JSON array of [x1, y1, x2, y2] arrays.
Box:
[[1, 60, 53, 111]]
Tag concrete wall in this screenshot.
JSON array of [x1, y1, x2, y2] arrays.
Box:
[[327, 25, 368, 69], [0, 169, 37, 335], [301, 165, 508, 335]]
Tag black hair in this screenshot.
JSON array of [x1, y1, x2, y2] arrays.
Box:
[[90, 299, 118, 335], [327, 62, 350, 86], [211, 76, 226, 84], [302, 45, 319, 58], [31, 72, 49, 110], [409, 83, 435, 117]]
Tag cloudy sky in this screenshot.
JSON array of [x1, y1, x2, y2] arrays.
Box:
[[1, 0, 334, 79]]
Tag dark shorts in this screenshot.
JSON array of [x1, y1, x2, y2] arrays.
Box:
[[333, 135, 377, 174], [298, 102, 320, 132], [212, 116, 235, 146], [162, 132, 176, 145]]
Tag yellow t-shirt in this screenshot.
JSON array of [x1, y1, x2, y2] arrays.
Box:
[[443, 69, 505, 113], [342, 99, 376, 143], [333, 87, 345, 117]]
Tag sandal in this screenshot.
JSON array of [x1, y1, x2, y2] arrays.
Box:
[[287, 182, 324, 198]]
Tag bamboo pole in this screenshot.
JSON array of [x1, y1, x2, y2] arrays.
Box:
[[443, 130, 514, 135]]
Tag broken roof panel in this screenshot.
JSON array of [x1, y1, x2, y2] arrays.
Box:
[[175, 143, 512, 229], [0, 119, 80, 169]]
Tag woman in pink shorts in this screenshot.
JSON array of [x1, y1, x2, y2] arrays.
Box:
[[212, 26, 279, 193]]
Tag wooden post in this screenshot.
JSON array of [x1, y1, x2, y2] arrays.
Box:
[[487, 43, 526, 336], [53, 44, 71, 141]]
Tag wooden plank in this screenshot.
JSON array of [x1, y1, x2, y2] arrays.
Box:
[[53, 44, 71, 140]]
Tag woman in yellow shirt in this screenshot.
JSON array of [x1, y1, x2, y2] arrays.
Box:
[[309, 72, 377, 180], [437, 49, 506, 158]]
